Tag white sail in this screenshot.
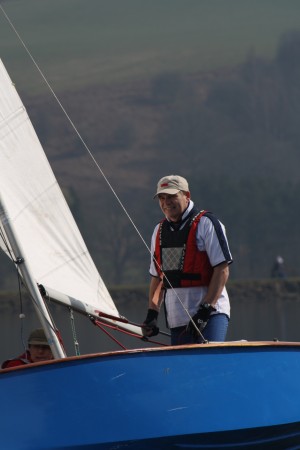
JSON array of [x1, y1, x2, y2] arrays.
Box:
[[0, 59, 120, 320]]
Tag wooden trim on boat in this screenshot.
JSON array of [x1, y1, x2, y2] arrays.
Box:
[[1, 340, 300, 373]]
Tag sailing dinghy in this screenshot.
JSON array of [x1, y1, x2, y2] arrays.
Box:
[[1, 59, 300, 450]]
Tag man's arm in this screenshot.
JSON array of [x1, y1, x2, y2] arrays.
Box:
[[148, 276, 163, 311], [203, 261, 229, 308]]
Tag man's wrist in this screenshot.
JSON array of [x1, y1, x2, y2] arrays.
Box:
[[144, 308, 159, 324], [202, 302, 216, 311]]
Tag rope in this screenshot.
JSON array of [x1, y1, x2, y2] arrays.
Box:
[[92, 319, 127, 350], [91, 317, 168, 348], [69, 308, 80, 356]]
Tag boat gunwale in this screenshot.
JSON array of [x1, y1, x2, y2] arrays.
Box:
[[1, 340, 300, 373]]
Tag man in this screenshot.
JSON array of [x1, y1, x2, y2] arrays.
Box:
[[143, 175, 233, 345], [2, 328, 53, 369]]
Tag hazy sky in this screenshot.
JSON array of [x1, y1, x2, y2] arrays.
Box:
[[1, 0, 300, 91]]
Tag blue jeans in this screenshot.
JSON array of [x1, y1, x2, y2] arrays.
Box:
[[170, 313, 229, 346]]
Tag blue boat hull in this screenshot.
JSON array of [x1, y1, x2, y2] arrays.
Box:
[[1, 342, 300, 449], [69, 422, 300, 449]]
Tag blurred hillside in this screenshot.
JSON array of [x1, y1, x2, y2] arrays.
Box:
[[1, 1, 300, 288]]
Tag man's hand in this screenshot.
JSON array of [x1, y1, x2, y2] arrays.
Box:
[[186, 303, 216, 338], [142, 309, 159, 337]]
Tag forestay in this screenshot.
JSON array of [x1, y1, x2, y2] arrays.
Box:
[[0, 59, 119, 320]]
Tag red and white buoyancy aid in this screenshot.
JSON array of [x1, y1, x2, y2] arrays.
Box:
[[154, 209, 213, 289]]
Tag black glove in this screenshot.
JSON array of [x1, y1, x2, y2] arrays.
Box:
[[186, 303, 216, 338], [142, 309, 159, 337]]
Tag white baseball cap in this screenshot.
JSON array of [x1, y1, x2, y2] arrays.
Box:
[[154, 175, 189, 198]]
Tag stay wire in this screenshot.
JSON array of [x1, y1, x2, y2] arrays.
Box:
[[0, 216, 63, 347], [69, 307, 80, 356], [0, 224, 27, 351], [0, 4, 151, 256], [1, 5, 203, 340]]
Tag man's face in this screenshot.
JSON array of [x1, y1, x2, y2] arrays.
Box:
[[158, 191, 190, 222], [29, 344, 53, 363]]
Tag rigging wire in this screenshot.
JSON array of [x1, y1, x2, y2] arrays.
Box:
[[0, 223, 62, 350], [17, 270, 27, 354], [0, 220, 63, 346], [0, 224, 27, 351], [0, 4, 150, 256], [0, 4, 204, 341], [69, 307, 80, 356]]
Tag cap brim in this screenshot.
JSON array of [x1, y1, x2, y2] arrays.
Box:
[[153, 188, 180, 199], [28, 340, 49, 346]]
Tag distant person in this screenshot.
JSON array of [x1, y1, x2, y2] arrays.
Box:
[[1, 328, 53, 369], [142, 174, 233, 345], [271, 255, 286, 279]]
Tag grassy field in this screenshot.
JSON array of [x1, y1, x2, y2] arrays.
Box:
[[1, 0, 300, 93]]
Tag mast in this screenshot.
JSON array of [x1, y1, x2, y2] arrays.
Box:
[[0, 195, 66, 359]]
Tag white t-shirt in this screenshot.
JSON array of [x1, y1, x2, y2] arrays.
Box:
[[149, 201, 232, 328]]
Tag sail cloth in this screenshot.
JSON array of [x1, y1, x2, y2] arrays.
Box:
[[0, 59, 119, 319]]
